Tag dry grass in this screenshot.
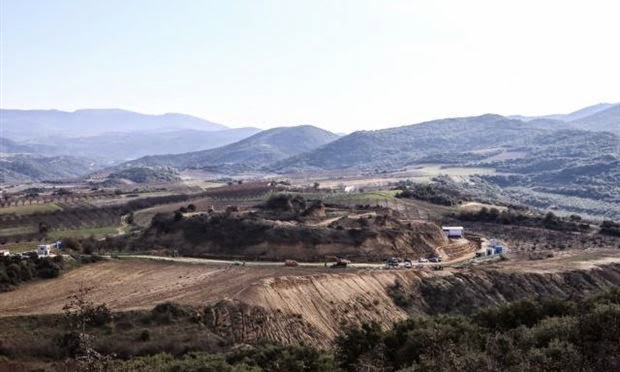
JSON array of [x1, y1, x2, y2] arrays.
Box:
[[0, 203, 63, 216]]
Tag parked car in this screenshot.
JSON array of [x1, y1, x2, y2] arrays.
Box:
[[429, 256, 442, 263], [403, 259, 412, 268], [384, 257, 400, 269], [418, 257, 429, 263]]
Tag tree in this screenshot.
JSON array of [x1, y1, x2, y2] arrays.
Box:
[[174, 211, 184, 222], [38, 222, 50, 235], [125, 212, 135, 225], [60, 284, 114, 370]]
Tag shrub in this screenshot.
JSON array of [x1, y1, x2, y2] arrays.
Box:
[[396, 183, 461, 206], [138, 330, 150, 342], [150, 302, 191, 324], [600, 220, 620, 237]]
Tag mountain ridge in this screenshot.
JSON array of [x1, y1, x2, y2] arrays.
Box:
[[121, 125, 340, 172]]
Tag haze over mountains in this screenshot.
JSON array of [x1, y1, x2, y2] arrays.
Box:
[[0, 109, 264, 169], [1, 103, 618, 185], [510, 102, 619, 134], [0, 108, 228, 139]]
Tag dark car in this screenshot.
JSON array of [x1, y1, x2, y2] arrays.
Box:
[[429, 256, 443, 263]]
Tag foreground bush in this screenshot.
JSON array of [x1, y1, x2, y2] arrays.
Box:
[[335, 288, 620, 371]]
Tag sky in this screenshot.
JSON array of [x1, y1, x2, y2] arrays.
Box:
[[1, 0, 619, 133]]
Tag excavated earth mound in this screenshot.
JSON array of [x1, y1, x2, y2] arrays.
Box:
[[2, 259, 619, 348], [140, 211, 449, 261]]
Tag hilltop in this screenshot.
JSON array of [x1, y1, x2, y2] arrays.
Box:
[[122, 125, 339, 172], [569, 104, 620, 134]]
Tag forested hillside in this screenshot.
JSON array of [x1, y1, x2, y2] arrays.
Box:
[[122, 125, 339, 172]]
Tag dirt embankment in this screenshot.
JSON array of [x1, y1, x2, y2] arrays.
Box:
[[233, 263, 620, 346], [2, 259, 619, 348]]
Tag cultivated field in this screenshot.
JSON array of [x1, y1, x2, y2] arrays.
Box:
[[0, 202, 63, 216]]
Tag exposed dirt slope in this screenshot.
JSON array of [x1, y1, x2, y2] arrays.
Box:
[[2, 257, 620, 348]]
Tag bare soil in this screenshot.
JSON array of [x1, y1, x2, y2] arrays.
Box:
[[2, 249, 620, 346]]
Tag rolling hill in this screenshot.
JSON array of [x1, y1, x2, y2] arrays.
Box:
[[267, 113, 619, 218], [0, 154, 99, 184], [272, 114, 553, 171], [122, 125, 339, 172]]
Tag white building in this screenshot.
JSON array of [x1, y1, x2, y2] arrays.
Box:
[[0, 249, 9, 257], [442, 226, 464, 238], [37, 244, 52, 257]]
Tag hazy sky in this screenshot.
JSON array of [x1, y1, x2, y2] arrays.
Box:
[[1, 0, 619, 132]]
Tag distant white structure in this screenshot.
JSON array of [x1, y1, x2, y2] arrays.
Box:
[[344, 186, 356, 193], [37, 244, 52, 257], [0, 249, 9, 257], [442, 226, 464, 238]]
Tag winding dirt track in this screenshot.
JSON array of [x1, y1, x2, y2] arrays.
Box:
[[3, 246, 618, 319]]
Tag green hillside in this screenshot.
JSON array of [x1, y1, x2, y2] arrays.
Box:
[[122, 125, 339, 172]]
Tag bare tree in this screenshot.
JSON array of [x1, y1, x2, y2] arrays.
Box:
[[60, 283, 114, 371]]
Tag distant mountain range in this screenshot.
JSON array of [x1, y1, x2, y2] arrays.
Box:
[[510, 102, 616, 122], [20, 127, 262, 163], [1, 103, 618, 187], [0, 109, 262, 164], [0, 108, 227, 139], [510, 103, 619, 134]]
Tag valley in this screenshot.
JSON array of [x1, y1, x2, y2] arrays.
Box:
[[2, 0, 619, 368], [1, 103, 619, 371]]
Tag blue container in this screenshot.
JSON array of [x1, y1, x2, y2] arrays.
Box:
[[495, 246, 503, 254]]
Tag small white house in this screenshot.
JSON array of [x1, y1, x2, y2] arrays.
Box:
[[442, 226, 464, 238], [0, 249, 9, 257], [37, 244, 52, 257], [344, 185, 356, 193]]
